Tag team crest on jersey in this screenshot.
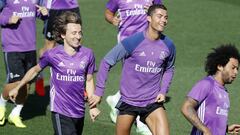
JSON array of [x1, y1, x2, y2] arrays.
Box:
[[159, 51, 167, 60], [13, 0, 20, 4], [79, 61, 86, 69]]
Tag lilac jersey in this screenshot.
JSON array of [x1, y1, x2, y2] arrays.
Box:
[[43, 0, 79, 9], [0, 0, 46, 52], [106, 0, 161, 41], [39, 45, 96, 118], [95, 31, 175, 107], [188, 76, 229, 135]]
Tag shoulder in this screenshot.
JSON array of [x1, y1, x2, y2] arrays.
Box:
[[161, 34, 175, 52], [195, 76, 214, 90], [80, 45, 94, 54], [121, 32, 145, 53]]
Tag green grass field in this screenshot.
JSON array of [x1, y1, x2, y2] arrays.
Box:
[[1, 0, 240, 134]]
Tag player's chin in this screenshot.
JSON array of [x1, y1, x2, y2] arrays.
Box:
[[157, 27, 165, 32]]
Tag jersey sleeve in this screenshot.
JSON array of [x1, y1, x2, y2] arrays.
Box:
[[0, 6, 11, 26], [86, 50, 97, 74], [95, 43, 129, 96], [39, 50, 51, 69], [187, 79, 213, 103], [106, 0, 118, 13], [159, 35, 176, 94]]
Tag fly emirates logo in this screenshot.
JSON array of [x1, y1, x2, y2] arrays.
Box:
[[135, 61, 162, 73], [126, 4, 146, 17], [56, 69, 85, 82], [13, 6, 35, 18]]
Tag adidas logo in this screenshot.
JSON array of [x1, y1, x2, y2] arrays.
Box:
[[13, 0, 20, 4], [139, 51, 146, 57], [10, 73, 20, 79], [58, 62, 65, 67]]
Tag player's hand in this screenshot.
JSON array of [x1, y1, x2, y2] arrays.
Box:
[[88, 94, 101, 108], [9, 88, 19, 103], [89, 107, 101, 122], [227, 124, 240, 134], [36, 4, 48, 16], [112, 13, 120, 26], [155, 93, 166, 103], [8, 15, 21, 24]]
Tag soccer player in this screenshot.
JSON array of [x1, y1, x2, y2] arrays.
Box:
[[181, 45, 240, 135], [104, 0, 162, 134], [0, 0, 48, 128], [39, 0, 81, 57], [36, 0, 82, 97], [90, 4, 175, 135], [9, 11, 100, 135]]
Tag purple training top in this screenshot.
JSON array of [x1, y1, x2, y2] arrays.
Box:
[[43, 0, 79, 10], [188, 76, 230, 135], [95, 31, 175, 107], [0, 0, 47, 52], [106, 0, 161, 41], [39, 45, 96, 118]]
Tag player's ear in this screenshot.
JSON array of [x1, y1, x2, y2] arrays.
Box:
[[147, 15, 151, 23], [61, 34, 66, 39], [217, 65, 223, 71]]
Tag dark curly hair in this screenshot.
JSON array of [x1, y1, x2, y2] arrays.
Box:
[[147, 4, 167, 16], [52, 11, 82, 43], [205, 44, 240, 75]]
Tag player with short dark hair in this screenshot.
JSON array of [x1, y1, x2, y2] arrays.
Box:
[[90, 4, 175, 135], [104, 0, 162, 134], [181, 45, 240, 135], [0, 0, 48, 128]]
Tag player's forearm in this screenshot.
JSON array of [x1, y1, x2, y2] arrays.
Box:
[[86, 74, 95, 97], [104, 9, 115, 25], [16, 65, 41, 90], [181, 100, 208, 133], [160, 68, 174, 94], [95, 59, 111, 96]]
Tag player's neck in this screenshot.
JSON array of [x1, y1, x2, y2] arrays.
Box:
[[213, 74, 224, 86], [146, 28, 161, 41], [64, 44, 78, 56]]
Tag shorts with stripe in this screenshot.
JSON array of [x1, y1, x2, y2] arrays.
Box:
[[116, 101, 165, 123], [43, 7, 81, 40], [51, 112, 84, 135], [3, 51, 37, 83]]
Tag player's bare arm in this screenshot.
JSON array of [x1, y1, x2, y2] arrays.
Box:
[[9, 64, 42, 101], [181, 97, 212, 135], [104, 9, 120, 26]]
